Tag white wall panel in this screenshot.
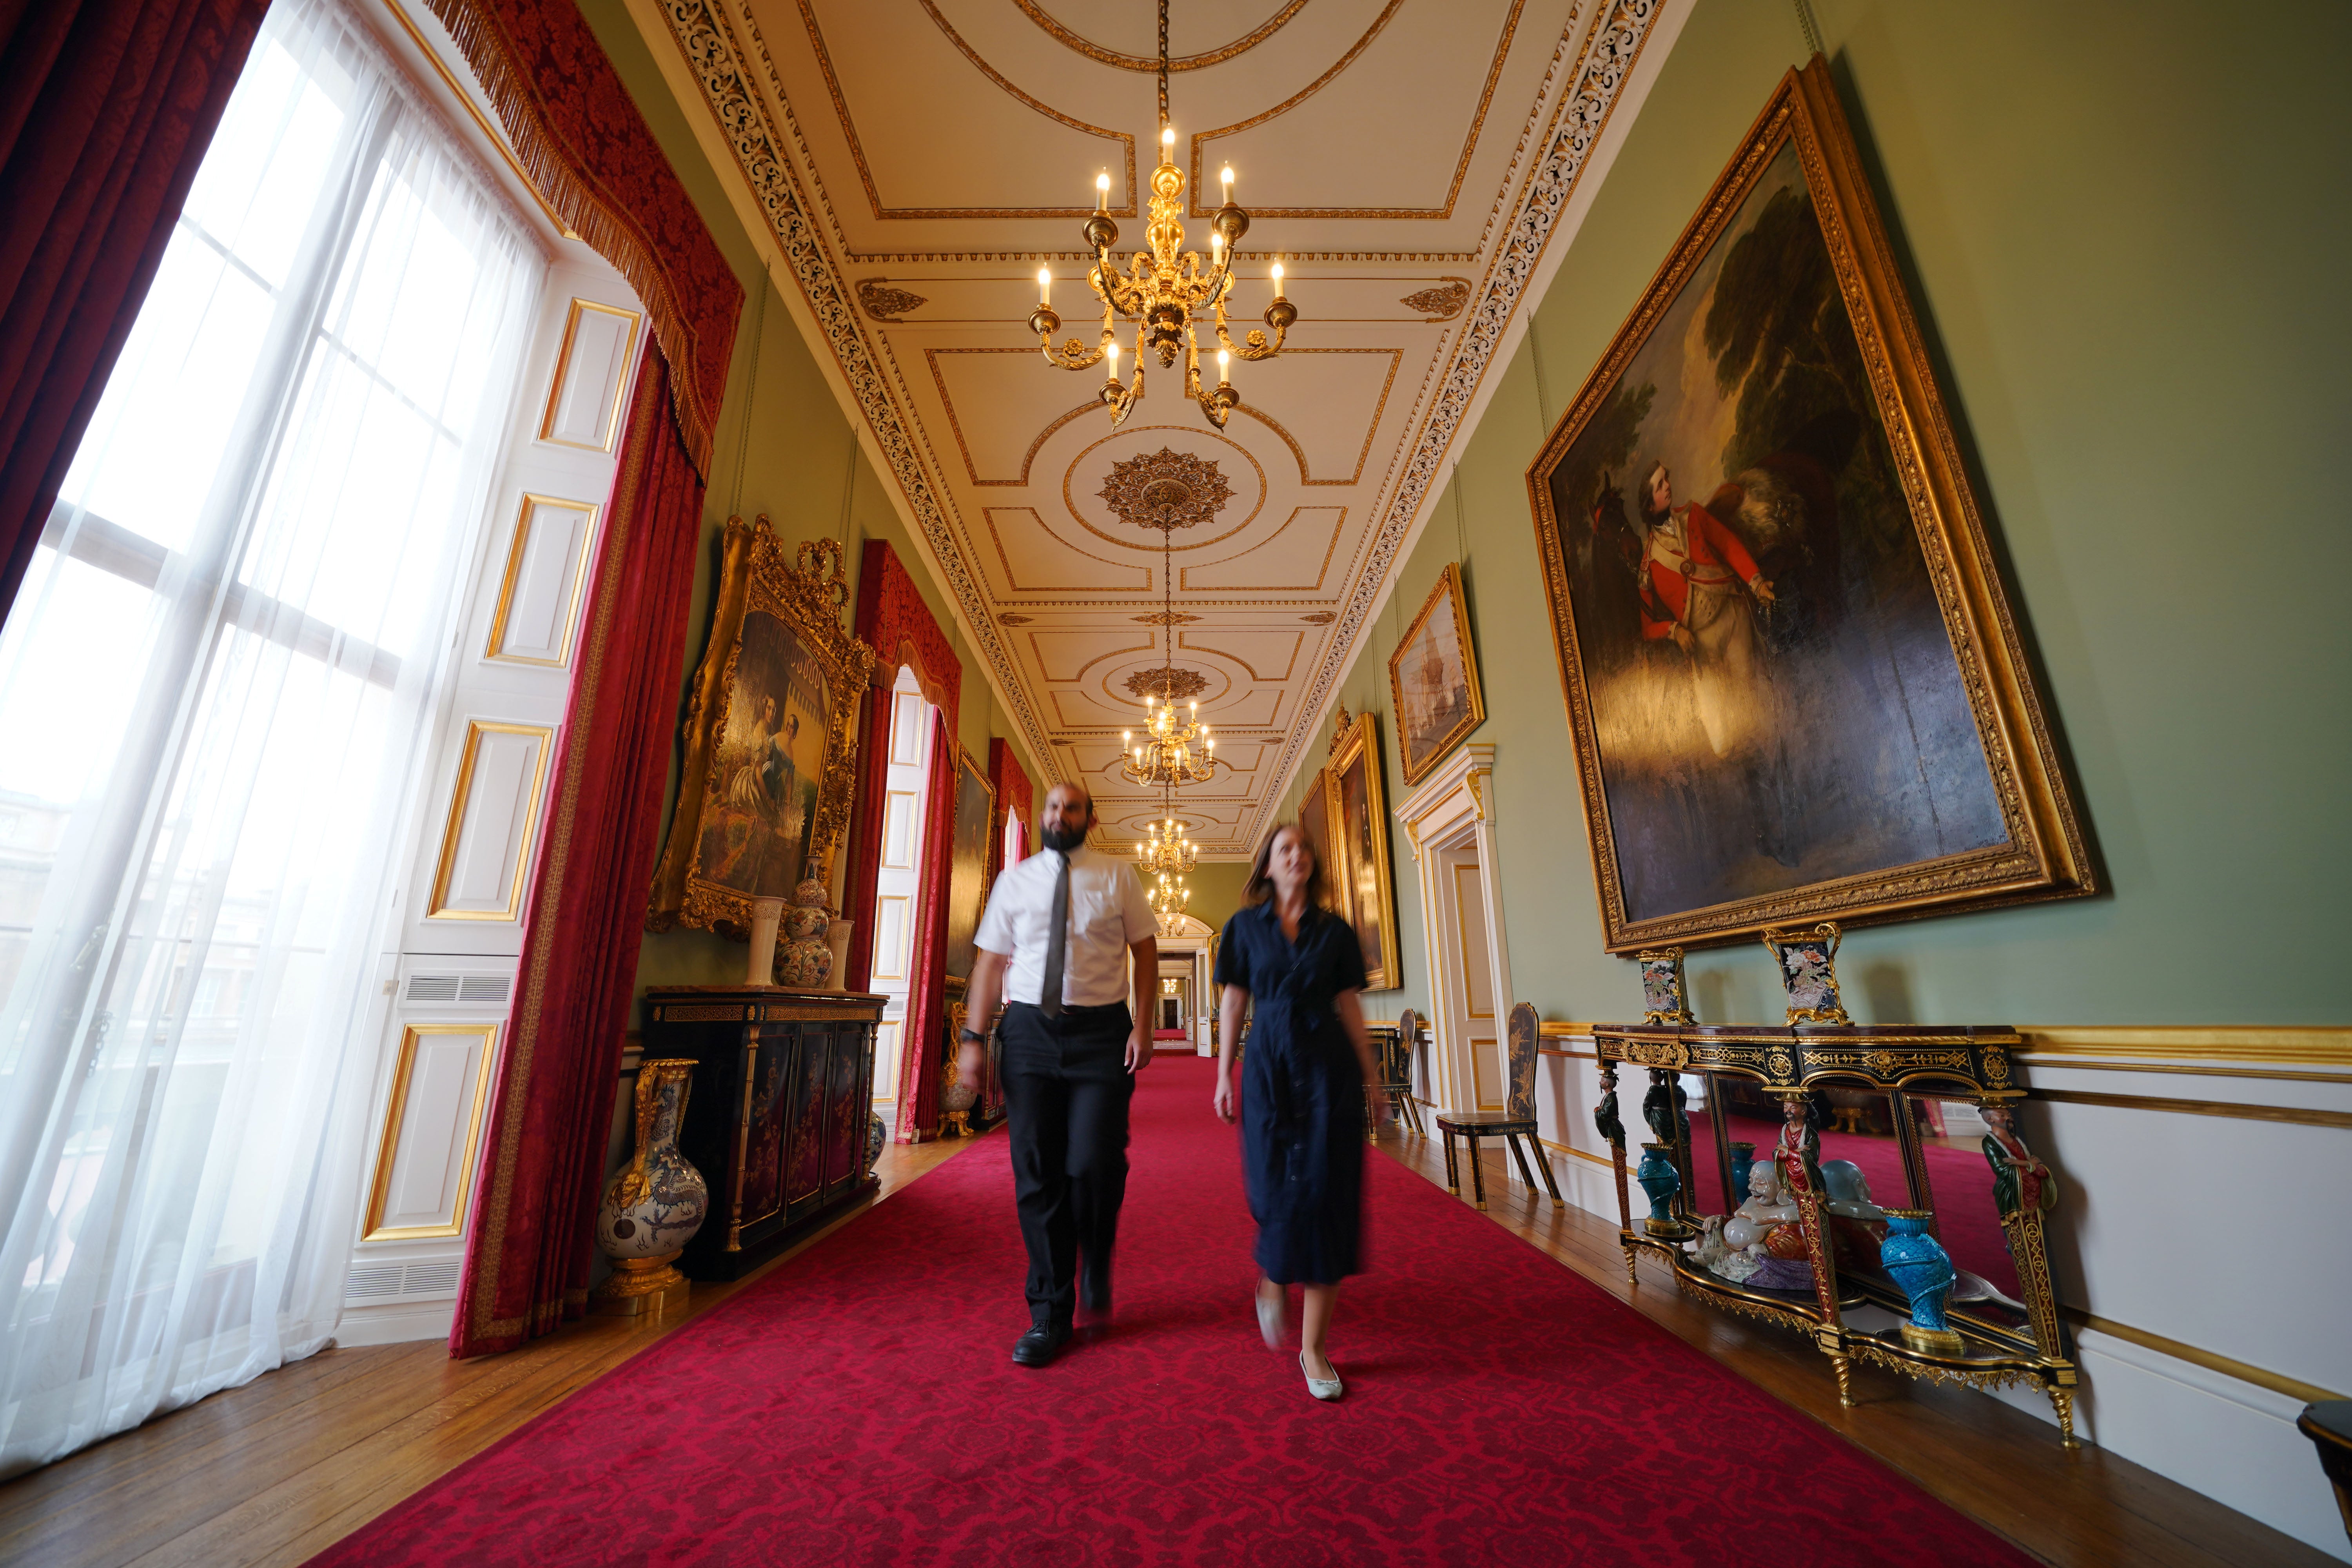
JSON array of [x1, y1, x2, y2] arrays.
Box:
[[538, 298, 641, 451], [485, 494, 596, 666], [427, 720, 552, 920]]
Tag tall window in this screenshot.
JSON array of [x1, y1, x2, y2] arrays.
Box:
[[0, 0, 541, 1474]]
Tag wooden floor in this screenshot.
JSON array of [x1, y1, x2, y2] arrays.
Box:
[[0, 1124, 2333, 1568]]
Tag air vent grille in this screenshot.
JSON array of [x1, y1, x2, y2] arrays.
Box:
[[345, 1258, 465, 1303], [404, 973, 512, 1005]]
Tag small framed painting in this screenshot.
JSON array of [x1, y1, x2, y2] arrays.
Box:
[[1388, 561, 1485, 787]]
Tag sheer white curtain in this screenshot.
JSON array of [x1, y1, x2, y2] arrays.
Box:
[[0, 0, 541, 1474]]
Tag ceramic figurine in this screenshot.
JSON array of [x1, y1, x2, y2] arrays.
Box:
[[1728, 1140, 1757, 1201], [1641, 1070, 1690, 1148], [1980, 1103, 2058, 1222], [590, 1059, 710, 1316], [1714, 1157, 1807, 1288], [1593, 1083, 1625, 1149], [1879, 1208, 1965, 1352], [776, 869, 834, 988], [1635, 946, 1695, 1025], [1688, 1214, 1731, 1270], [1760, 921, 1851, 1024], [1634, 1142, 1682, 1236]]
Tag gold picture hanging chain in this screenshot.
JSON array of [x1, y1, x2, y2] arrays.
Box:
[[1157, 0, 1169, 133]]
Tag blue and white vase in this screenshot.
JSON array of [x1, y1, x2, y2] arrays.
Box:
[[1635, 1142, 1683, 1236], [1879, 1208, 1965, 1352], [591, 1058, 709, 1315]]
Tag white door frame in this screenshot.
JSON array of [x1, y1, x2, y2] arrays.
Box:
[[1154, 911, 1215, 1053], [1394, 745, 1513, 1118]]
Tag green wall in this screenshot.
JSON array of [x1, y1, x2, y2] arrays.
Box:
[[1276, 0, 2351, 1028], [575, 2, 1049, 1001]]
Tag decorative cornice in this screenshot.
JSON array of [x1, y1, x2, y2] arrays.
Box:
[[651, 0, 1664, 850]]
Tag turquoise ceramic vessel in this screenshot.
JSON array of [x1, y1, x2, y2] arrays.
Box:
[[1634, 1142, 1680, 1223], [1728, 1141, 1757, 1202], [1878, 1209, 1958, 1334]]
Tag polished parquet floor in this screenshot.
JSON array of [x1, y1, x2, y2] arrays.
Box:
[[0, 1116, 2330, 1568]]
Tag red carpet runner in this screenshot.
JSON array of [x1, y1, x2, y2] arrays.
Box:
[[312, 1054, 2032, 1566]]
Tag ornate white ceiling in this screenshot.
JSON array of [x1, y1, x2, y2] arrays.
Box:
[[644, 0, 1673, 854]]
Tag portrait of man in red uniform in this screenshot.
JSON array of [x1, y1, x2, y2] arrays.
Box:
[[1634, 462, 1778, 761]]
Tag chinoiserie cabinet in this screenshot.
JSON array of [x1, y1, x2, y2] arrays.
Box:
[[643, 987, 884, 1281]]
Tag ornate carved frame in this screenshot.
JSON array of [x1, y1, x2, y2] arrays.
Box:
[[1325, 709, 1401, 990], [1524, 60, 2093, 953], [647, 517, 878, 936], [1388, 561, 1486, 787]]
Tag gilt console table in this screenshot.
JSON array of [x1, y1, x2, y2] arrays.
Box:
[[643, 987, 884, 1281], [1591, 1022, 2079, 1442]]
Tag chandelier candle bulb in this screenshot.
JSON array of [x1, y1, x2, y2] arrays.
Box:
[[1272, 261, 1285, 300], [1221, 163, 1234, 198], [1037, 269, 1051, 305], [1217, 348, 1230, 385], [1096, 171, 1109, 209]]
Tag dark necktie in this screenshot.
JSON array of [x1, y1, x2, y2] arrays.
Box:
[[1039, 850, 1070, 1018]]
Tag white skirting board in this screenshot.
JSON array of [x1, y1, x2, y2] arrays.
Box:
[[1982, 1328, 2349, 1563], [333, 1298, 457, 1347]]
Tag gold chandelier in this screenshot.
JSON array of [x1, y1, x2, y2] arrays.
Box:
[[1027, 0, 1296, 430], [1146, 871, 1189, 920], [1122, 524, 1216, 788], [1136, 777, 1196, 879]]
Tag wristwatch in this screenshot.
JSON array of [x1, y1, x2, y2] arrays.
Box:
[[958, 1027, 986, 1045]]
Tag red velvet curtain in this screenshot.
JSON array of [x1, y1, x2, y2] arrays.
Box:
[[895, 712, 957, 1144], [450, 353, 704, 1357], [0, 0, 269, 619]]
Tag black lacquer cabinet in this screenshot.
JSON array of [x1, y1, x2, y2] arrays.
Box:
[[642, 987, 884, 1281]]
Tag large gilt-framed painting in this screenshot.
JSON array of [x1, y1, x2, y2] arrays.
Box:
[[647, 521, 877, 937], [1325, 709, 1400, 990], [1296, 764, 1332, 907], [1526, 61, 2091, 953], [943, 746, 995, 980], [1389, 562, 1485, 786]]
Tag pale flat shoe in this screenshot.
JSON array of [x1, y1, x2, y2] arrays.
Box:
[[1255, 1279, 1286, 1349], [1301, 1351, 1344, 1401]]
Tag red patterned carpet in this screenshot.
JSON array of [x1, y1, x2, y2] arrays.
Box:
[[310, 1054, 2033, 1566]]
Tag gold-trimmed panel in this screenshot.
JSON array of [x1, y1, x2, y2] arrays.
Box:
[[537, 298, 642, 452], [485, 493, 598, 667], [2027, 1088, 2352, 1131], [362, 1023, 498, 1242], [425, 719, 554, 922]]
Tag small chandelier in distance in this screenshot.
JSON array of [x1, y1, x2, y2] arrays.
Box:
[[1147, 871, 1189, 922], [1027, 0, 1296, 430], [1137, 802, 1196, 879]]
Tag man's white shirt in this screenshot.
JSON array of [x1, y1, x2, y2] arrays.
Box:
[[973, 843, 1157, 1008]]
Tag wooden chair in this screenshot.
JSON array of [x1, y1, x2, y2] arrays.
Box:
[[1433, 1002, 1563, 1211], [1364, 1009, 1426, 1141]]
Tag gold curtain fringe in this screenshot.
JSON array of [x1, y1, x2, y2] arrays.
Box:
[[420, 0, 723, 477]]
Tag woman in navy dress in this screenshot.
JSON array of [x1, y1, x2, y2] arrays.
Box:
[[1213, 822, 1379, 1400]]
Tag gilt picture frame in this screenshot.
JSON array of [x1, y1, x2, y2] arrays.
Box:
[[1388, 562, 1485, 787], [1326, 710, 1400, 990], [647, 519, 877, 938], [1524, 60, 2091, 953], [1296, 764, 1332, 909], [943, 745, 996, 981]]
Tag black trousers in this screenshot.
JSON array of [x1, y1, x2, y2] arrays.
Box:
[[1000, 1000, 1134, 1330]]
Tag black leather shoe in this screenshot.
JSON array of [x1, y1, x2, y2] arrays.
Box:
[[1080, 1258, 1112, 1316], [1011, 1323, 1069, 1367]]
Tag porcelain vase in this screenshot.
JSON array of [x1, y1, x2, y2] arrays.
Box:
[[776, 872, 834, 989], [1878, 1208, 1965, 1353], [1635, 1142, 1682, 1237], [744, 897, 785, 985], [590, 1058, 709, 1316]]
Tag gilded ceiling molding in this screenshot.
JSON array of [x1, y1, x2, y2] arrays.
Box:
[[795, 0, 1138, 220], [651, 0, 1666, 849], [1013, 0, 1310, 72], [1248, 0, 1664, 846], [1186, 0, 1527, 222], [659, 0, 1062, 781]]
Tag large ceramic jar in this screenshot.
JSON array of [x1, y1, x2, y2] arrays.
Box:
[[777, 872, 835, 989], [1634, 1141, 1681, 1234], [593, 1059, 709, 1308]]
